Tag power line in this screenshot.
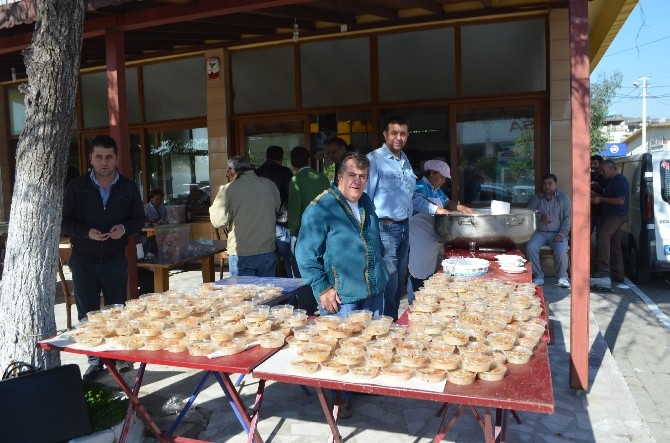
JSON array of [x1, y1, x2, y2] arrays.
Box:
[[601, 34, 670, 58]]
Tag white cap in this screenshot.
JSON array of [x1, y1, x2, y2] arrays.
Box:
[[423, 160, 451, 179]]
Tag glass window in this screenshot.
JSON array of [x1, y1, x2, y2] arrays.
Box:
[[380, 107, 450, 173], [300, 38, 370, 108], [146, 127, 210, 216], [461, 18, 546, 96], [309, 112, 373, 179], [8, 85, 25, 136], [232, 46, 295, 114], [456, 107, 535, 205], [243, 120, 305, 168], [81, 72, 108, 128], [81, 68, 141, 128], [378, 28, 456, 102], [143, 57, 206, 122]]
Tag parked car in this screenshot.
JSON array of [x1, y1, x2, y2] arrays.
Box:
[[614, 152, 670, 284]]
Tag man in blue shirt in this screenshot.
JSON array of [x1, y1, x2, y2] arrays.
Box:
[[366, 116, 432, 320], [591, 159, 629, 284]]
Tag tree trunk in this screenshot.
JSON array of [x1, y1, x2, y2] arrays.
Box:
[[0, 0, 86, 370]]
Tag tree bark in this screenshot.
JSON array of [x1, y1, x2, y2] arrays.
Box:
[[0, 0, 86, 370]]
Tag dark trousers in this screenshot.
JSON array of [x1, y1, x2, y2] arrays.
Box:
[[597, 215, 626, 281], [69, 253, 128, 321]]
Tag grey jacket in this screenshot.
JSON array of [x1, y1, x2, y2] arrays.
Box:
[[526, 190, 571, 239]]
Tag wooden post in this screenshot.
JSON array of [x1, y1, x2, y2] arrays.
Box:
[[105, 26, 139, 299], [569, 0, 590, 390]]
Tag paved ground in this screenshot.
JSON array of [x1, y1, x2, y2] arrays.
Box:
[[54, 266, 662, 442]]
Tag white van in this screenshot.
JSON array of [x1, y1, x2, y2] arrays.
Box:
[[613, 151, 670, 284]]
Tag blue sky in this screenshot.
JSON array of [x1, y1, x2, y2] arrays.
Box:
[[591, 0, 670, 119]]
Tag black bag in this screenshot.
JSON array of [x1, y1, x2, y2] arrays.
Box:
[[0, 363, 93, 443]]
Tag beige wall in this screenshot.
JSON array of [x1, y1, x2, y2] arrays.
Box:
[[205, 48, 230, 201], [549, 9, 573, 197]]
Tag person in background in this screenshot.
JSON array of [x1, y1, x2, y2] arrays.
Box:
[[210, 156, 280, 277], [591, 159, 629, 285], [296, 152, 388, 418], [287, 146, 330, 242], [590, 155, 607, 238], [255, 145, 294, 277], [526, 173, 572, 288], [323, 137, 348, 185], [408, 160, 473, 300], [62, 135, 145, 380], [144, 188, 167, 225], [366, 115, 433, 321]]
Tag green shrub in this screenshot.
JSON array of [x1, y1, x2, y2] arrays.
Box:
[[82, 380, 130, 431]]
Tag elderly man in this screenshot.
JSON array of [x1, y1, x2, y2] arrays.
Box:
[[210, 156, 280, 277], [408, 159, 473, 300], [526, 173, 572, 288], [366, 115, 433, 320], [591, 159, 629, 285], [296, 151, 388, 418]]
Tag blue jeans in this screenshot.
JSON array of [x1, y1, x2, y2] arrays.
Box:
[[525, 231, 569, 280], [379, 221, 410, 321], [229, 252, 276, 277], [275, 225, 295, 277], [318, 294, 383, 318]]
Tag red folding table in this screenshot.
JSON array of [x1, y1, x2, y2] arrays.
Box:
[[38, 341, 279, 443]]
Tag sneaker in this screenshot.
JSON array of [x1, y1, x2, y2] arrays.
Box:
[[82, 364, 104, 381], [116, 360, 132, 373], [338, 399, 352, 419], [532, 278, 544, 286], [557, 277, 570, 288]]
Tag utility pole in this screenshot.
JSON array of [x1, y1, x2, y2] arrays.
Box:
[[634, 77, 650, 153]]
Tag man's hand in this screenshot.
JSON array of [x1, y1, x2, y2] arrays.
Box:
[[459, 205, 475, 215], [108, 224, 125, 240], [553, 234, 565, 242], [591, 195, 602, 205], [539, 213, 552, 224], [89, 228, 109, 241], [319, 288, 341, 314]]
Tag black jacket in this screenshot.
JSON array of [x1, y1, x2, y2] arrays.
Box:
[[255, 160, 293, 224], [62, 172, 145, 263]]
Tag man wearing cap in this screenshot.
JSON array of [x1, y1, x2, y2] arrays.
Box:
[[408, 160, 473, 301]]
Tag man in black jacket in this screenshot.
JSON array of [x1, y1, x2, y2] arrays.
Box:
[[255, 145, 295, 276], [62, 135, 145, 380]]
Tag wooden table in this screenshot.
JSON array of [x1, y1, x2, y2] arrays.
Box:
[[38, 279, 311, 443], [136, 239, 226, 292], [38, 340, 276, 443], [253, 252, 554, 443]]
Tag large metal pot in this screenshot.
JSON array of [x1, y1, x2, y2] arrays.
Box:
[[434, 208, 537, 249]]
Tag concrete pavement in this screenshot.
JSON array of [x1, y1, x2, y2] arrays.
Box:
[[53, 267, 660, 442]]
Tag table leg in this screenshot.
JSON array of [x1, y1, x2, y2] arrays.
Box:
[[484, 407, 494, 443], [246, 380, 266, 443], [154, 268, 169, 292], [213, 372, 264, 443], [433, 404, 465, 443], [315, 387, 342, 443], [201, 255, 215, 282], [120, 362, 146, 442], [496, 408, 509, 443], [167, 371, 214, 435], [102, 359, 167, 442]]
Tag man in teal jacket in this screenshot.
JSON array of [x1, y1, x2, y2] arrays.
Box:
[[296, 152, 388, 316]]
